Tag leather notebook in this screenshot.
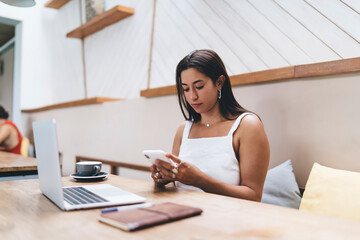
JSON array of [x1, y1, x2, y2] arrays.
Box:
[[98, 202, 203, 231]]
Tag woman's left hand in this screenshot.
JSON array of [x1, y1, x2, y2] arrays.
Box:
[[156, 153, 205, 187]]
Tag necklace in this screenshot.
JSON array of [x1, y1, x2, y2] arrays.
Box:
[[202, 119, 217, 127]]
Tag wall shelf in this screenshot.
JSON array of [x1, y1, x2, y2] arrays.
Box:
[[66, 5, 134, 39], [45, 0, 70, 9], [21, 97, 121, 113], [140, 57, 360, 98]]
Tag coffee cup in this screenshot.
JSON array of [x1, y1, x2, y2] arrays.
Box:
[[76, 161, 102, 176]]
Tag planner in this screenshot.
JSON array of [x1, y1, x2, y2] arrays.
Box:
[[98, 202, 203, 231]]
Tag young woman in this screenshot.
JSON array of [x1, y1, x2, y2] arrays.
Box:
[[151, 50, 270, 201], [0, 105, 23, 155]]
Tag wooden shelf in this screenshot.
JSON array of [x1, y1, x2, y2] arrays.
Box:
[[66, 5, 134, 39], [140, 57, 360, 98], [45, 0, 70, 9], [21, 97, 121, 113]]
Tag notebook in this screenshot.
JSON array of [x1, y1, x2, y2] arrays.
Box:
[[98, 202, 203, 231], [32, 119, 146, 211]]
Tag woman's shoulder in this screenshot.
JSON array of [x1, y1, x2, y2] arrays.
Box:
[[236, 113, 265, 137], [176, 121, 188, 134]]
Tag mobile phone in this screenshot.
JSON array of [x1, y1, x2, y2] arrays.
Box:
[[142, 150, 175, 166]]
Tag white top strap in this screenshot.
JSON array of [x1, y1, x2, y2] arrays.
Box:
[[227, 112, 252, 136], [183, 120, 193, 139]]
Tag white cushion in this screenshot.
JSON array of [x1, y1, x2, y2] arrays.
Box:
[[261, 160, 302, 209]]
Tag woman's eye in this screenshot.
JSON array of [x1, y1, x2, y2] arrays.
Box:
[[183, 88, 189, 92], [196, 86, 204, 90]]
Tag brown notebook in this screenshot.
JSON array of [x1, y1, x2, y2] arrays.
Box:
[[98, 202, 203, 231]]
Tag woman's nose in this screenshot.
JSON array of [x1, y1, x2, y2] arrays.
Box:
[[190, 89, 198, 100]]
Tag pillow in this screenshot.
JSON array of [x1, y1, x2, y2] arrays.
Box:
[[261, 160, 302, 209], [299, 163, 360, 222]]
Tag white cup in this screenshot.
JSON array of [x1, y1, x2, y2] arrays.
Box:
[[76, 161, 102, 176]]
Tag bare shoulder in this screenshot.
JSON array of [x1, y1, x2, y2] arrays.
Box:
[[175, 121, 187, 138], [172, 121, 187, 155], [236, 114, 266, 138], [241, 114, 263, 129]]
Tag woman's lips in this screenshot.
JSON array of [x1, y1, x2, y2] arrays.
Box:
[[191, 103, 202, 109]]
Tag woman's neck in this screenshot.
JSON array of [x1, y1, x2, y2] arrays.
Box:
[[200, 106, 224, 127]]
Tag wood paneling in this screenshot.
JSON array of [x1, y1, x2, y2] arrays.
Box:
[[85, 0, 152, 99], [44, 0, 70, 9], [226, 0, 312, 65], [208, 0, 288, 69], [141, 57, 360, 98], [306, 0, 360, 42], [21, 97, 121, 113], [342, 0, 360, 13], [249, 0, 340, 62], [275, 0, 360, 58], [66, 5, 134, 39]]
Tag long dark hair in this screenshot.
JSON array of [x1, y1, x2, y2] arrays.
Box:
[[175, 49, 247, 122], [0, 105, 9, 119]]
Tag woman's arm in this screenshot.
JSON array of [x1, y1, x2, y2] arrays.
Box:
[[0, 125, 11, 146], [160, 115, 270, 201]]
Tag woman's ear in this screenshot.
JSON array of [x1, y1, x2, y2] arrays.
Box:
[[217, 75, 225, 89]]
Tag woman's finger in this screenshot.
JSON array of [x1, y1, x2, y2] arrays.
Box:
[[166, 153, 182, 165]]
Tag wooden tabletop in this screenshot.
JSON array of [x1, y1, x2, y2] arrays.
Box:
[[0, 151, 37, 173], [1, 175, 360, 239]]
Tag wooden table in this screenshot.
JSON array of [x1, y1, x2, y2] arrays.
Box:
[[0, 151, 37, 177], [1, 175, 360, 239]]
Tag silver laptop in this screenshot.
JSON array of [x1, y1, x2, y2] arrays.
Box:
[[32, 119, 146, 211]]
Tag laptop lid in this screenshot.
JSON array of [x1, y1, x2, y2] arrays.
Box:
[[33, 119, 146, 211], [33, 119, 65, 210]]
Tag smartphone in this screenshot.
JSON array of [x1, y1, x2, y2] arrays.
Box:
[[142, 150, 175, 166]]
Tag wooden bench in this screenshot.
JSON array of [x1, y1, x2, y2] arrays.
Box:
[[75, 155, 151, 175]]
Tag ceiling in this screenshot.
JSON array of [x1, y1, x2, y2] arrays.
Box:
[[0, 23, 15, 47]]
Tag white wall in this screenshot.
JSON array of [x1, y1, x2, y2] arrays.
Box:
[[22, 72, 360, 186], [0, 47, 14, 118], [0, 0, 84, 109]]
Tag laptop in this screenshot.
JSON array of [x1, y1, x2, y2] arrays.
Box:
[[32, 119, 146, 211]]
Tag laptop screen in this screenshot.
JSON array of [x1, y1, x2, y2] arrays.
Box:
[[33, 119, 65, 210]]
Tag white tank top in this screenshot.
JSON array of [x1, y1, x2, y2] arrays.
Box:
[[176, 112, 252, 191]]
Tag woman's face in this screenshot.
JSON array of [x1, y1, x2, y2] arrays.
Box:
[[180, 68, 220, 114]]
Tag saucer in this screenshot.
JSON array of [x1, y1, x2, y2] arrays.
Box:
[[70, 172, 108, 182]]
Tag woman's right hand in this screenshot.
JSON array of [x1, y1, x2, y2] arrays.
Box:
[[150, 164, 172, 186]]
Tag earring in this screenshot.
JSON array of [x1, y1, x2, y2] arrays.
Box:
[[218, 90, 222, 100]]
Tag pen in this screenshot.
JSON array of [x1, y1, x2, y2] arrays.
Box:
[[101, 202, 154, 213]]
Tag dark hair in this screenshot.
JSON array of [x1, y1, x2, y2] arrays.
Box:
[[175, 49, 247, 122], [0, 105, 9, 119]]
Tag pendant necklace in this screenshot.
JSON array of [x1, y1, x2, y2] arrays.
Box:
[[203, 119, 217, 127]]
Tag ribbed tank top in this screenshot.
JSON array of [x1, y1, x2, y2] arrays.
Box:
[[176, 112, 252, 191]]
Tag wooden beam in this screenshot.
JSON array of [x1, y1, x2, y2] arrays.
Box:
[[141, 57, 360, 98], [45, 0, 70, 9], [66, 5, 134, 39], [230, 66, 295, 86], [75, 156, 151, 175], [21, 97, 121, 113], [140, 85, 177, 97], [295, 57, 360, 78]]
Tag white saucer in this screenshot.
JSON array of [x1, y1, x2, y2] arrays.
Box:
[[70, 172, 108, 181]]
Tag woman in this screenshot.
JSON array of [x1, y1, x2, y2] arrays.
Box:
[[151, 50, 270, 201], [0, 105, 23, 155]]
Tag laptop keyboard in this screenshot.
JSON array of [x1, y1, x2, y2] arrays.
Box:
[[63, 186, 109, 205]]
